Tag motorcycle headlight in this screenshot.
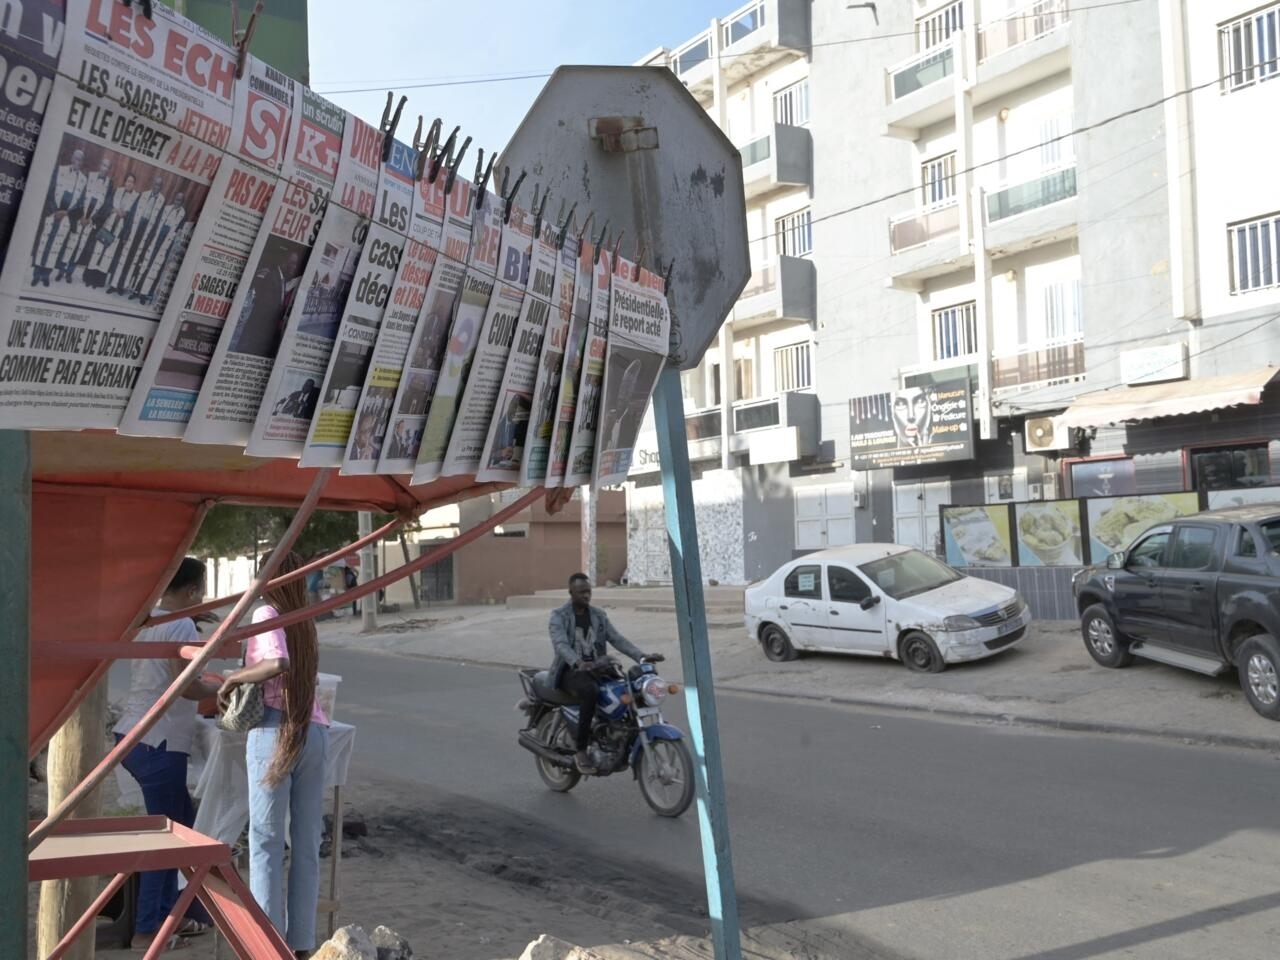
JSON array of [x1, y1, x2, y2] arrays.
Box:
[[943, 615, 981, 631], [639, 677, 668, 704]]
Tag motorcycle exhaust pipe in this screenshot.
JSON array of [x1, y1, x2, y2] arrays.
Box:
[[517, 730, 574, 768]]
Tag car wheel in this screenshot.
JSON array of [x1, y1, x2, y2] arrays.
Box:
[[1238, 634, 1280, 720], [761, 624, 798, 662], [1081, 604, 1134, 668], [899, 631, 945, 673]]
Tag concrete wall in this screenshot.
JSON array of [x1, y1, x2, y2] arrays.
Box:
[[626, 469, 746, 584]]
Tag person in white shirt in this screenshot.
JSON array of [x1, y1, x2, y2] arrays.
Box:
[[112, 557, 221, 949]]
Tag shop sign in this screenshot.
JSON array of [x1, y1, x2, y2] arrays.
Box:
[[849, 378, 974, 470], [1120, 342, 1188, 385]]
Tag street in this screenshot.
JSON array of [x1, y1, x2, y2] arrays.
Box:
[[324, 646, 1280, 960]]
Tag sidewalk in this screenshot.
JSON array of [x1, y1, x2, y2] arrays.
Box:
[[318, 589, 1280, 752]]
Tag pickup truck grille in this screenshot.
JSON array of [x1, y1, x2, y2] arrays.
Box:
[[975, 601, 1021, 627]]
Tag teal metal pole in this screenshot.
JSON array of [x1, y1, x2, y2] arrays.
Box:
[[0, 430, 30, 957], [651, 367, 742, 960]]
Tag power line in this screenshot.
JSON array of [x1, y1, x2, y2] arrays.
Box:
[[312, 0, 1147, 96]]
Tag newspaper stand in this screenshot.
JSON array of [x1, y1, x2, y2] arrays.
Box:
[[1, 63, 750, 960]]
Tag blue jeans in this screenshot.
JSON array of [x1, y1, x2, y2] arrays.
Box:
[[247, 707, 328, 951], [115, 735, 211, 933]]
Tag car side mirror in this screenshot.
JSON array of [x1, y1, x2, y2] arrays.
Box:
[[1106, 552, 1125, 570], [859, 595, 881, 611]]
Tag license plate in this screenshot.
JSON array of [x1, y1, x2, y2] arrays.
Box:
[[997, 616, 1022, 637]]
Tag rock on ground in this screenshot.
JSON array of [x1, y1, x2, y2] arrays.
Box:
[[372, 925, 413, 960], [313, 924, 377, 960], [519, 934, 607, 960]]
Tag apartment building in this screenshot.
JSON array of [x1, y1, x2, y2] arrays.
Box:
[[627, 0, 826, 584], [627, 0, 1280, 599]]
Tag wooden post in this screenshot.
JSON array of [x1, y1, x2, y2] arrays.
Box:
[[398, 532, 421, 609], [37, 678, 108, 960]]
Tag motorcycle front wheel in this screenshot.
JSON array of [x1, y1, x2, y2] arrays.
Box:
[[637, 737, 694, 817], [535, 712, 580, 793]]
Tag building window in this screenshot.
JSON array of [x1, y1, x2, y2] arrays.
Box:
[[1229, 213, 1280, 293], [774, 80, 810, 127], [1041, 278, 1083, 341], [711, 359, 755, 404], [918, 0, 964, 50], [1039, 116, 1074, 167], [1070, 458, 1137, 498], [1220, 4, 1280, 92], [1190, 443, 1272, 491], [776, 209, 812, 258], [921, 152, 956, 206], [774, 341, 812, 392], [931, 301, 978, 360]]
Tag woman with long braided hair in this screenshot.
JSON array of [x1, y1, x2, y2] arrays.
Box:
[[219, 551, 329, 958]]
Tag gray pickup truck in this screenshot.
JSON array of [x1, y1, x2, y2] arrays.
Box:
[[1071, 505, 1280, 720]]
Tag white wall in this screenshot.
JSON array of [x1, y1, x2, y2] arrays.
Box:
[[626, 469, 746, 585], [1185, 1, 1280, 320]]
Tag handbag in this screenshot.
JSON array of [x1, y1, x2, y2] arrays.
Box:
[[216, 645, 264, 733], [94, 226, 115, 246]]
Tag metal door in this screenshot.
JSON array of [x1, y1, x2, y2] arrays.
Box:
[[893, 478, 951, 556], [417, 540, 454, 602]]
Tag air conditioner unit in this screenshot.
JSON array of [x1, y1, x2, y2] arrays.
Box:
[[1024, 417, 1073, 454]]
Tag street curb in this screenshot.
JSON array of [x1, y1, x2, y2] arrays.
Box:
[[720, 683, 1280, 753], [320, 641, 1280, 753]]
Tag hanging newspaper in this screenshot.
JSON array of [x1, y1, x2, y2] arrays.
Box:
[[519, 231, 578, 486], [410, 186, 503, 485], [0, 0, 234, 429], [562, 247, 614, 487], [441, 199, 535, 477], [339, 150, 449, 474], [236, 114, 380, 456], [474, 215, 557, 483], [296, 133, 417, 467], [544, 239, 595, 487], [184, 87, 345, 444], [376, 173, 473, 474], [593, 264, 670, 487], [119, 55, 295, 435], [0, 0, 64, 248]]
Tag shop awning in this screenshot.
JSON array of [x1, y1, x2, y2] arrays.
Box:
[[1057, 367, 1278, 430]]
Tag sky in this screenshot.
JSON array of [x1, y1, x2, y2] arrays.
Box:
[[309, 0, 733, 157]]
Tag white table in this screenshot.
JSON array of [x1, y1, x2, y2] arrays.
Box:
[[190, 717, 356, 936]]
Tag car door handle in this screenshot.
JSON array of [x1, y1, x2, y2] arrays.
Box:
[[830, 609, 840, 616], [779, 604, 788, 610], [1190, 582, 1204, 592], [1145, 579, 1158, 588]]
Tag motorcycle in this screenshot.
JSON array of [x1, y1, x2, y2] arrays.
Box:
[[516, 656, 695, 817]]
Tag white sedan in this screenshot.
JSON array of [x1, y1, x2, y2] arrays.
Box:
[[744, 544, 1032, 672]]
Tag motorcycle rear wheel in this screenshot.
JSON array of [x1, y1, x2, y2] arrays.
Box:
[[535, 712, 581, 793], [637, 738, 694, 817]]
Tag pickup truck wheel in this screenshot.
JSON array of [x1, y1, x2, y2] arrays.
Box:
[[900, 631, 946, 673], [1238, 634, 1280, 720], [1082, 605, 1134, 668]]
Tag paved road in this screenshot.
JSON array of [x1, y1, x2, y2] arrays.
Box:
[[325, 647, 1280, 960]]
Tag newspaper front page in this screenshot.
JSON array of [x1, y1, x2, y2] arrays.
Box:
[[238, 114, 381, 457], [0, 0, 64, 248], [409, 187, 503, 485], [562, 248, 614, 487], [593, 264, 670, 487], [339, 153, 448, 475], [474, 218, 558, 484], [295, 135, 418, 467], [440, 200, 536, 477], [183, 86, 344, 444], [119, 55, 295, 436], [0, 0, 234, 429], [375, 174, 473, 474], [544, 239, 595, 487], [519, 231, 578, 486]]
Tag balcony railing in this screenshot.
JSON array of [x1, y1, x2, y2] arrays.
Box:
[[740, 263, 778, 300], [672, 32, 712, 76], [739, 135, 771, 168], [986, 164, 1077, 223], [889, 200, 960, 253], [685, 409, 722, 442], [993, 336, 1085, 389], [978, 0, 1069, 62], [886, 43, 954, 103], [722, 0, 767, 46]]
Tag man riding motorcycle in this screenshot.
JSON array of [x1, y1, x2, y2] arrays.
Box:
[[548, 573, 663, 774]]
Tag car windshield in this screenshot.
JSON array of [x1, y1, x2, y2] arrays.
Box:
[[859, 550, 963, 601]]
